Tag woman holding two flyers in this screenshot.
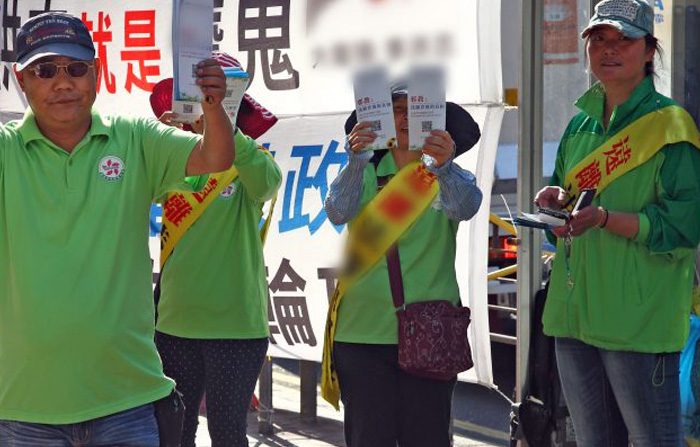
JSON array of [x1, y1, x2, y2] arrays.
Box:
[[535, 0, 700, 445], [320, 77, 483, 447]]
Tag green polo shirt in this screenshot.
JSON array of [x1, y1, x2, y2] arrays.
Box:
[[0, 109, 200, 424], [157, 132, 281, 339], [543, 77, 700, 352], [334, 153, 461, 344]]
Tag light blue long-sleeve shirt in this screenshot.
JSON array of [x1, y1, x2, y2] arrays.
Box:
[[325, 144, 482, 224]]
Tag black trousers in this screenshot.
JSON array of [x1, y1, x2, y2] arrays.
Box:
[[334, 342, 457, 447], [155, 332, 268, 447]]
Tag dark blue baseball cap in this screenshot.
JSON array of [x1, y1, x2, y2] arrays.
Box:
[[15, 12, 95, 71]]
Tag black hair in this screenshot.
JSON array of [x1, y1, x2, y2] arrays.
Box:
[[644, 34, 662, 77]]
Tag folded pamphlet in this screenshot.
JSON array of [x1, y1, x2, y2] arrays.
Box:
[[222, 67, 249, 126], [352, 67, 397, 151], [171, 0, 213, 123], [408, 66, 446, 151]]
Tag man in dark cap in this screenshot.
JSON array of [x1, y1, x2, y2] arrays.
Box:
[[0, 12, 240, 446]]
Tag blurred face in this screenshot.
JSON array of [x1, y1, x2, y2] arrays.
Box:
[[587, 26, 654, 88], [392, 96, 408, 150], [15, 55, 99, 130]]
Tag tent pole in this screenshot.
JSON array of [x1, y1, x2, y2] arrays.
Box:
[[515, 0, 544, 421]]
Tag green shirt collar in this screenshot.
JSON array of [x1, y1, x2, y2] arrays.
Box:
[[376, 150, 398, 177], [17, 108, 112, 148], [575, 76, 656, 129]]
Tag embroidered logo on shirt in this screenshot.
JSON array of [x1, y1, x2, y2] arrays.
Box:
[[220, 182, 237, 198], [98, 156, 125, 182]]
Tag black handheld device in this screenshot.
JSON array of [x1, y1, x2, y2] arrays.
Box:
[[572, 188, 596, 213]]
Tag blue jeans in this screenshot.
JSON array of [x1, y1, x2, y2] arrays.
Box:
[[0, 403, 159, 446], [555, 337, 682, 447]]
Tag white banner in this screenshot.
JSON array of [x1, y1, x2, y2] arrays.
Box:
[[2, 0, 503, 387], [653, 0, 673, 97]]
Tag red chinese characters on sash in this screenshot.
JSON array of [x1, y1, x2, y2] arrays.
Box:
[[163, 194, 193, 227], [192, 178, 219, 204], [603, 136, 632, 175], [574, 159, 602, 190]]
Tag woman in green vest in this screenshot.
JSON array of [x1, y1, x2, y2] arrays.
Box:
[[150, 52, 282, 447], [322, 81, 483, 447], [535, 1, 700, 445]]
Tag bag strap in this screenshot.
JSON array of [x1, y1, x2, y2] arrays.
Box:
[[378, 174, 406, 309], [386, 244, 405, 309], [380, 172, 465, 311]]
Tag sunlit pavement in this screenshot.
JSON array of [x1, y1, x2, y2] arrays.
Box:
[[193, 364, 502, 447]]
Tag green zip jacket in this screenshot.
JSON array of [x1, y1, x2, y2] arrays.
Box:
[[543, 77, 700, 353]]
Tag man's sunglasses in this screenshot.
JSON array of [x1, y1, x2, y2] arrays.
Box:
[[26, 61, 93, 79]]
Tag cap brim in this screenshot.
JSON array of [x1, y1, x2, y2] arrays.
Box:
[[16, 43, 95, 70], [344, 101, 480, 157], [581, 20, 648, 39]]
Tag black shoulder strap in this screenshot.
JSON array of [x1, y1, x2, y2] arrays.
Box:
[[377, 174, 405, 309]]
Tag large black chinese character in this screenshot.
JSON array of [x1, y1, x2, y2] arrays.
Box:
[[1, 0, 20, 90], [267, 297, 282, 343], [1, 1, 63, 90], [238, 0, 299, 90], [29, 0, 61, 17], [269, 257, 306, 293], [272, 296, 317, 346], [317, 268, 338, 304], [267, 258, 316, 346], [212, 0, 224, 51]]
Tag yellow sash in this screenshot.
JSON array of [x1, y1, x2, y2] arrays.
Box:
[[160, 147, 276, 268], [562, 105, 700, 208], [321, 160, 440, 409]]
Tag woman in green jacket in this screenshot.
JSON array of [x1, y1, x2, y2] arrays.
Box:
[[535, 1, 700, 445]]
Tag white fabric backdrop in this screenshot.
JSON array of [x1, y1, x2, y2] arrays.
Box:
[[0, 0, 503, 386]]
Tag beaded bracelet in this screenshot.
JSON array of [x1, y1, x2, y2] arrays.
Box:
[[598, 208, 610, 229]]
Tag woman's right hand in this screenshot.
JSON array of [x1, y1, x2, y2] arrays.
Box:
[[535, 186, 571, 237], [347, 122, 377, 153], [534, 186, 568, 210]]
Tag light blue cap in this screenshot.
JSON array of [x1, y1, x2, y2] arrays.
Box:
[[581, 0, 654, 39]]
